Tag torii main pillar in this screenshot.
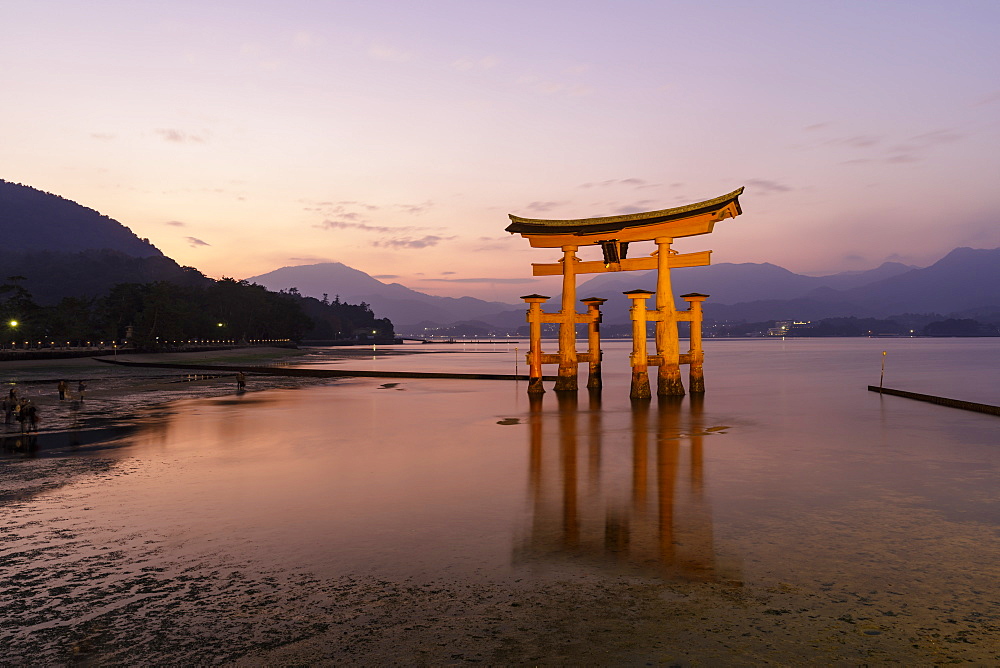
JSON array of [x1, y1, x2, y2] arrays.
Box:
[[654, 236, 685, 396], [556, 245, 579, 392], [506, 187, 744, 397]]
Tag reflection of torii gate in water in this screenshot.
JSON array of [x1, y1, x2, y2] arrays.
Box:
[[506, 187, 744, 398], [514, 393, 742, 582]]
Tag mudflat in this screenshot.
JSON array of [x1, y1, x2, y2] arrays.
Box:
[[1, 347, 319, 442], [2, 341, 998, 665]]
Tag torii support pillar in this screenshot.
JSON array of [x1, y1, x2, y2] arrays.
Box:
[[521, 294, 550, 394], [625, 290, 653, 400], [655, 237, 685, 396], [581, 297, 606, 390], [681, 293, 709, 393], [555, 245, 580, 392]]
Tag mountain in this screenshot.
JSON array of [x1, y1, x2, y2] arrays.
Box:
[[245, 263, 520, 328], [0, 180, 162, 257], [0, 182, 391, 343], [814, 262, 917, 290], [814, 247, 1000, 315], [566, 260, 915, 325], [248, 248, 1000, 332], [6, 179, 994, 331], [575, 260, 914, 305], [700, 247, 1000, 322], [0, 181, 209, 304], [0, 248, 210, 305]]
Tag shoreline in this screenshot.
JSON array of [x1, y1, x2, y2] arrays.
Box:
[[0, 344, 294, 363], [0, 347, 325, 454], [0, 344, 494, 454]]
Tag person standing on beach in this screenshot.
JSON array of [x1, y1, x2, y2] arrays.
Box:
[[236, 371, 246, 392], [77, 380, 87, 401], [24, 401, 37, 432], [58, 380, 67, 400], [2, 396, 11, 424], [16, 399, 27, 433]]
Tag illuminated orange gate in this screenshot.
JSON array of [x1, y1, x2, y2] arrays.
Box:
[[506, 188, 744, 398]]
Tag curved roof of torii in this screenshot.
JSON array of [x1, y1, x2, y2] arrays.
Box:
[[506, 187, 743, 246]]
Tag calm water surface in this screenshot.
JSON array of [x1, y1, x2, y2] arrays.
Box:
[[3, 338, 998, 662]]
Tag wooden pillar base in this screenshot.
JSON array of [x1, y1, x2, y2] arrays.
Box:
[[555, 363, 578, 392], [690, 366, 705, 393], [528, 376, 545, 394], [630, 370, 651, 400], [657, 366, 686, 396], [586, 365, 602, 390]]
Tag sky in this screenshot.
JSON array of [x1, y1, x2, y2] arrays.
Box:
[[2, 0, 999, 303]]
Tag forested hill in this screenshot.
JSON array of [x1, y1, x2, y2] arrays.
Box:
[[0, 248, 209, 305], [0, 179, 162, 257], [0, 180, 396, 344], [0, 275, 395, 346]]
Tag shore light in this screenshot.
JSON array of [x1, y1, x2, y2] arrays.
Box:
[[8, 320, 17, 328]]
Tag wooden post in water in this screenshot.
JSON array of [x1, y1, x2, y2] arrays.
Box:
[[681, 293, 709, 393], [626, 290, 654, 400], [521, 294, 550, 394], [879, 351, 887, 393], [581, 297, 606, 390]]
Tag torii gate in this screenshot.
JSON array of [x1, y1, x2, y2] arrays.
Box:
[[506, 187, 744, 398]]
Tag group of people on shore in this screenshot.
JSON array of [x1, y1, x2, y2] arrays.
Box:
[[3, 388, 39, 433], [56, 379, 86, 401], [4, 372, 248, 440], [3, 380, 90, 435]]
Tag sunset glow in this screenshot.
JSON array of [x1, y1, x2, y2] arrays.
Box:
[[2, 1, 998, 301]]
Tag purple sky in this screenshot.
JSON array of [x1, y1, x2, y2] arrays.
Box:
[[2, 1, 998, 302]]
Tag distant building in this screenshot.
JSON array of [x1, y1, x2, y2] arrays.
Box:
[[768, 320, 811, 336]]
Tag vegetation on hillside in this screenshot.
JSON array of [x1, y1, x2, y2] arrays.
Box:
[[0, 276, 394, 347], [0, 249, 210, 305], [0, 180, 162, 257]]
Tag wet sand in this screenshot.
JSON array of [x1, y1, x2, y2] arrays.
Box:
[[2, 341, 998, 665], [1, 347, 328, 447]]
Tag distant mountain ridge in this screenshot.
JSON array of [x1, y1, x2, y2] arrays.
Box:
[[0, 248, 210, 305], [811, 247, 1000, 314], [247, 248, 1000, 332], [701, 247, 1000, 322], [245, 263, 520, 327], [0, 179, 162, 257], [576, 260, 915, 306], [459, 258, 924, 329], [3, 179, 997, 332], [0, 180, 209, 304]]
